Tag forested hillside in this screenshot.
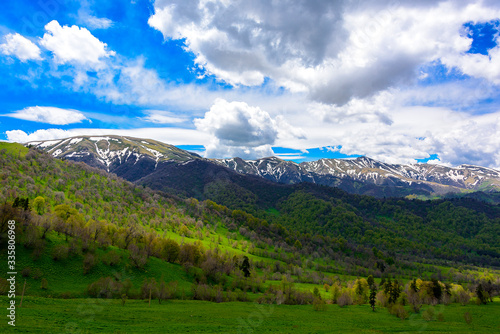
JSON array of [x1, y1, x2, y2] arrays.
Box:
[[1, 142, 500, 334]]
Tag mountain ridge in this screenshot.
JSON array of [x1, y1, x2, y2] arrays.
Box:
[[26, 135, 500, 198]]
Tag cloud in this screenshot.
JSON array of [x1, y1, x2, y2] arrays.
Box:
[[442, 33, 500, 84], [195, 98, 304, 158], [6, 127, 210, 146], [6, 129, 75, 143], [40, 20, 115, 68], [149, 1, 500, 105], [0, 33, 42, 62], [141, 110, 186, 124], [82, 16, 113, 30], [3, 106, 88, 125]]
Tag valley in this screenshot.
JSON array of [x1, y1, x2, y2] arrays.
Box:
[[1, 140, 499, 333]]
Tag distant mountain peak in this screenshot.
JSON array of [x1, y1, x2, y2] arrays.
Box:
[[27, 136, 500, 198], [27, 135, 201, 181]]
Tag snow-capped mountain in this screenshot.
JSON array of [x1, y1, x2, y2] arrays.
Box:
[[27, 136, 500, 197], [27, 135, 201, 181], [214, 156, 500, 195]]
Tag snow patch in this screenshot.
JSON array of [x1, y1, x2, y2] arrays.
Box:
[[52, 149, 63, 157], [38, 140, 61, 148]]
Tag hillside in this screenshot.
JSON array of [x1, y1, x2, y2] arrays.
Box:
[[1, 142, 500, 333], [3, 142, 500, 270], [28, 136, 500, 198], [215, 156, 500, 197], [27, 135, 201, 182]]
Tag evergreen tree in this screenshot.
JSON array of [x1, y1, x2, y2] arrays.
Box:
[[367, 275, 375, 289], [369, 285, 376, 311], [240, 256, 251, 278]]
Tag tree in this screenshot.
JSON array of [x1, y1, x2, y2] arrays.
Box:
[[240, 256, 251, 278], [33, 196, 46, 215], [369, 287, 377, 311], [476, 284, 488, 304], [163, 239, 180, 263], [368, 275, 376, 311], [367, 275, 375, 289], [431, 279, 442, 302], [388, 280, 400, 304]]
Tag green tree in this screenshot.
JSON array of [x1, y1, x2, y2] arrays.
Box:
[[33, 196, 46, 215], [367, 275, 375, 288], [240, 256, 251, 278], [476, 284, 488, 304], [369, 287, 377, 311]]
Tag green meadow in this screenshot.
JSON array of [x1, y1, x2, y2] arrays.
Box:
[[3, 297, 499, 333]]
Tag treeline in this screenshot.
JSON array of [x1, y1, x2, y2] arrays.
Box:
[[1, 145, 494, 284]]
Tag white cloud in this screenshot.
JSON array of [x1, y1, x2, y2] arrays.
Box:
[[3, 106, 88, 125], [442, 33, 500, 84], [195, 98, 304, 158], [6, 129, 75, 143], [6, 127, 210, 146], [40, 20, 115, 68], [141, 110, 186, 124], [79, 13, 113, 30], [149, 1, 500, 105], [0, 33, 42, 62]]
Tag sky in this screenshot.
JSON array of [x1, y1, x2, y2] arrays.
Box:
[[1, 0, 500, 167]]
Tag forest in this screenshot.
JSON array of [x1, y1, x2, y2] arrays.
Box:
[[0, 142, 499, 333]]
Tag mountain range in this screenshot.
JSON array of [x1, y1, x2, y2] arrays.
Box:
[[27, 135, 500, 199]]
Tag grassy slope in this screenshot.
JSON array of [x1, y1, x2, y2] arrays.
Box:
[[3, 297, 499, 333], [8, 235, 192, 298]]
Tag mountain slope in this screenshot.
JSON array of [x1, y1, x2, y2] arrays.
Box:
[[27, 135, 201, 181], [28, 136, 500, 198], [215, 156, 500, 197]]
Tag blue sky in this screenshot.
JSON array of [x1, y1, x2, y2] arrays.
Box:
[[1, 0, 500, 167]]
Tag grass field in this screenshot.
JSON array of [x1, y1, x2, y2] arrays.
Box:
[[2, 297, 499, 333]]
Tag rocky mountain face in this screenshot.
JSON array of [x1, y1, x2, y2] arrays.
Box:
[[27, 136, 500, 198], [214, 156, 500, 196], [27, 135, 201, 182]]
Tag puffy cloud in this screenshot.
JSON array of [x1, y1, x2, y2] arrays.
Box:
[[442, 34, 500, 84], [195, 98, 304, 158], [149, 1, 500, 105], [6, 128, 74, 143], [0, 33, 42, 62], [3, 106, 88, 125], [40, 20, 115, 68], [6, 127, 210, 146]]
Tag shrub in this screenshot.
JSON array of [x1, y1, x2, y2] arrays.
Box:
[[313, 297, 327, 311], [455, 290, 471, 306], [464, 311, 472, 324], [21, 267, 31, 278], [60, 292, 72, 299], [422, 307, 435, 321], [83, 253, 97, 274], [376, 290, 388, 307], [337, 291, 353, 307], [41, 278, 48, 290], [87, 277, 122, 298], [389, 304, 409, 320], [31, 240, 45, 261], [102, 250, 121, 266], [31, 268, 43, 280], [52, 244, 69, 261]]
